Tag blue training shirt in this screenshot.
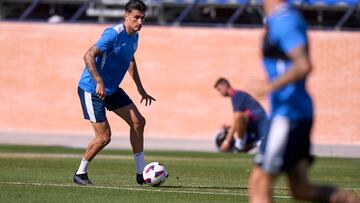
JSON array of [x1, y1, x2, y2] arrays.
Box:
[[231, 90, 267, 119], [262, 3, 313, 120], [79, 23, 138, 95]]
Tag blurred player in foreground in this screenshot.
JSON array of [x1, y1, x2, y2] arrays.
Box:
[[74, 0, 155, 185], [214, 78, 269, 153], [248, 0, 359, 202]]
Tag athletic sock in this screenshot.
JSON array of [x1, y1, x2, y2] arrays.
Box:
[[134, 152, 146, 174], [76, 158, 90, 175], [234, 138, 245, 150]]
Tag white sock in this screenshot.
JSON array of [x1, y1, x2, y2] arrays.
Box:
[[134, 152, 146, 174], [234, 138, 245, 150], [76, 158, 89, 175]]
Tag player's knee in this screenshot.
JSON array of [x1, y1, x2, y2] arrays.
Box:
[[134, 116, 146, 129], [249, 167, 274, 197], [98, 136, 111, 146], [96, 129, 111, 146]]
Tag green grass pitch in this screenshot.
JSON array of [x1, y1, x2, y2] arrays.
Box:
[[0, 145, 359, 202]]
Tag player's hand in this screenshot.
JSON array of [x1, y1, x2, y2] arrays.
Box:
[[251, 80, 272, 99], [220, 140, 231, 152], [140, 91, 156, 106], [96, 82, 106, 100]]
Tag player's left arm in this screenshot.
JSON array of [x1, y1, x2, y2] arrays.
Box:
[[128, 57, 156, 106]]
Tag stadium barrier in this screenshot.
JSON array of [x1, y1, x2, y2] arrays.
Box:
[[0, 22, 359, 146], [2, 0, 359, 29]]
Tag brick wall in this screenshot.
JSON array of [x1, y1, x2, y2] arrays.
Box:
[[0, 22, 359, 145]]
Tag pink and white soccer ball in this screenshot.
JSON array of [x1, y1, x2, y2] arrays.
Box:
[[142, 162, 168, 187]]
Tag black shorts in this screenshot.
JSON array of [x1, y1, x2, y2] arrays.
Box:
[[78, 87, 133, 123], [254, 116, 313, 174]]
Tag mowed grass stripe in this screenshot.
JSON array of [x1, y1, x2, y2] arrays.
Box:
[[1, 152, 359, 193], [0, 181, 293, 199], [0, 145, 359, 202], [0, 152, 248, 162]]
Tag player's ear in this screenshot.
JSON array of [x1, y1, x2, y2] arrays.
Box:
[[124, 11, 128, 19]]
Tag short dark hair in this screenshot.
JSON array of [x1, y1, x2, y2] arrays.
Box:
[[125, 0, 147, 13], [214, 77, 231, 88]]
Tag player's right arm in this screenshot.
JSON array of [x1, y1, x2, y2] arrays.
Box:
[[265, 45, 312, 94], [255, 17, 312, 97], [83, 28, 117, 100], [220, 112, 249, 152], [83, 44, 105, 100]]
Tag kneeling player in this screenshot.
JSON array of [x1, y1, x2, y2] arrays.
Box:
[[214, 78, 269, 152]]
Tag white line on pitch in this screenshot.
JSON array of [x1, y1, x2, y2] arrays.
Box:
[[0, 181, 292, 199]]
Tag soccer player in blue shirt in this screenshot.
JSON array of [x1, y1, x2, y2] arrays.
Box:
[[74, 0, 155, 185], [248, 0, 359, 202], [214, 78, 269, 153]]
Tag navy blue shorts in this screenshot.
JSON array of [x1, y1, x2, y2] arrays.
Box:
[[215, 116, 269, 152], [245, 116, 269, 146], [254, 116, 313, 174], [78, 87, 133, 123]]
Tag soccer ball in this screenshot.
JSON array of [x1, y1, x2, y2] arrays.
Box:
[[142, 162, 168, 187]]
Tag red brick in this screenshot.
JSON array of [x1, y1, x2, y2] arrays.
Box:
[[0, 22, 359, 145]]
